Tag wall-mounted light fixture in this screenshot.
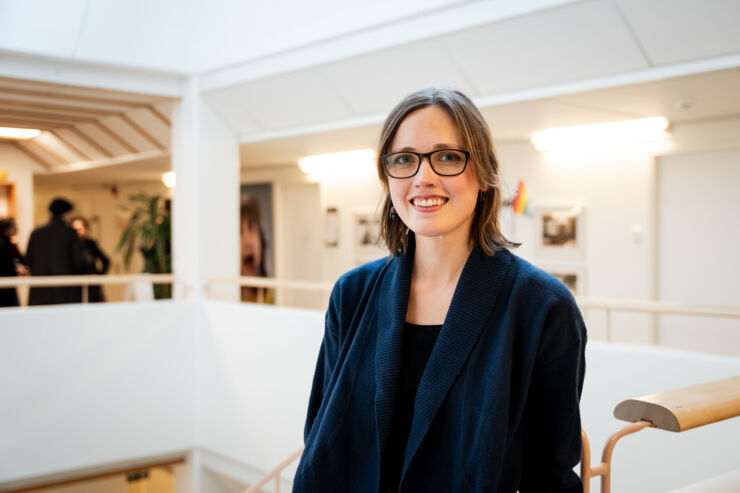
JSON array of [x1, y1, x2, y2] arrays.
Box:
[[298, 149, 375, 181], [161, 171, 176, 188], [0, 127, 41, 140], [530, 117, 669, 152]]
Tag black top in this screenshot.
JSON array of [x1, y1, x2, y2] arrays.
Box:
[[380, 321, 442, 493]]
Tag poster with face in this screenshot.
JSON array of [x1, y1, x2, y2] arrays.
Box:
[[240, 183, 274, 278]]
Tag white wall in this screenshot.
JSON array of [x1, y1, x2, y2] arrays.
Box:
[[171, 80, 241, 302], [197, 301, 324, 479], [0, 142, 44, 247], [657, 150, 740, 356], [0, 301, 197, 484], [2, 300, 739, 492], [245, 117, 740, 349]]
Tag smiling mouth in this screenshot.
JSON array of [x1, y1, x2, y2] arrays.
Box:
[[411, 197, 448, 208]]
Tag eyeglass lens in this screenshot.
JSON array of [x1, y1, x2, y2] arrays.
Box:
[[384, 149, 467, 178]]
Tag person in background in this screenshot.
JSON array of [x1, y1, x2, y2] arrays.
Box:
[[240, 195, 272, 303], [0, 217, 27, 307], [72, 216, 110, 302], [26, 197, 86, 305]]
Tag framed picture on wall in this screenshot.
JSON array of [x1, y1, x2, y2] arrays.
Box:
[[534, 204, 586, 260], [353, 210, 385, 266], [538, 263, 587, 297]]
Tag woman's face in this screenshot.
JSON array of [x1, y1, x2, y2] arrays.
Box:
[[72, 219, 86, 238], [241, 219, 263, 277], [387, 105, 481, 243]]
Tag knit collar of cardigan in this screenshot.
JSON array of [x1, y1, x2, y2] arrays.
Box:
[[374, 235, 513, 482]]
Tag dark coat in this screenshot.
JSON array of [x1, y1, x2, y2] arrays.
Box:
[[26, 217, 87, 305], [80, 237, 110, 302], [0, 235, 19, 307], [293, 242, 587, 492]]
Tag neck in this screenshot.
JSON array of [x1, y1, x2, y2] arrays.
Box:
[[412, 230, 473, 287]]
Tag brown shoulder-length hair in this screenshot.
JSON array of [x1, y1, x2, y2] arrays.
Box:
[[377, 87, 518, 256]]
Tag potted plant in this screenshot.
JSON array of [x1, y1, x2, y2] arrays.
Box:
[[117, 193, 172, 299]]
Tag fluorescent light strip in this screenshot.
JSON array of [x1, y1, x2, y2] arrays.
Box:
[[531, 117, 669, 152], [298, 149, 376, 180], [0, 127, 42, 140]]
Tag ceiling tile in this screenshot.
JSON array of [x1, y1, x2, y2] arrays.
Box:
[[555, 68, 740, 123], [203, 89, 263, 136], [482, 98, 637, 140], [616, 0, 740, 65], [446, 0, 649, 95], [233, 69, 354, 131], [321, 39, 477, 116], [0, 0, 88, 58]]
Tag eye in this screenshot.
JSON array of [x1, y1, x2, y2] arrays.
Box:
[[391, 153, 415, 165], [438, 151, 463, 162]]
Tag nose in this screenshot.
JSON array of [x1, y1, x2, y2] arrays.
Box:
[[413, 155, 438, 185]]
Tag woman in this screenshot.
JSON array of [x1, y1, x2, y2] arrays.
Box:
[[71, 216, 110, 302], [0, 218, 27, 307], [294, 88, 587, 492], [240, 196, 273, 303]]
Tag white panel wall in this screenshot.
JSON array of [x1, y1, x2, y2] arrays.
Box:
[[171, 79, 241, 302], [0, 301, 198, 484], [657, 150, 740, 356], [2, 300, 739, 491], [0, 143, 43, 248], [197, 301, 324, 479]]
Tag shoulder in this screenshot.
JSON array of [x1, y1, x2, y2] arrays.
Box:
[[504, 252, 586, 360], [332, 256, 390, 296], [328, 256, 391, 313], [506, 252, 576, 306]]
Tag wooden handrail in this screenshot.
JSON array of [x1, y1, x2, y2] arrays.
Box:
[[613, 375, 740, 432], [582, 374, 740, 492], [242, 446, 304, 493]]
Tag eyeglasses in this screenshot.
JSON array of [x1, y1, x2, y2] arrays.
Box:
[[381, 149, 470, 179]]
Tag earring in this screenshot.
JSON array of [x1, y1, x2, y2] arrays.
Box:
[[390, 205, 397, 218]]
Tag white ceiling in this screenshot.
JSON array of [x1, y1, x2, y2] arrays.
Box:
[[3, 0, 738, 185], [240, 67, 740, 168], [205, 0, 740, 147]]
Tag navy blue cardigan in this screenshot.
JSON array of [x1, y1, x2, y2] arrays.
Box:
[[294, 243, 586, 492]]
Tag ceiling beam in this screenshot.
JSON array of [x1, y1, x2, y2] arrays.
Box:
[[12, 141, 52, 169], [0, 108, 96, 123], [0, 116, 69, 130], [0, 86, 144, 108], [23, 138, 69, 165], [148, 105, 171, 128], [67, 125, 114, 158], [94, 121, 138, 154], [49, 130, 92, 161], [119, 114, 165, 150], [0, 99, 116, 116]]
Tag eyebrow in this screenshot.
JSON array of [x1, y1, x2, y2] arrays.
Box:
[[392, 143, 462, 153]]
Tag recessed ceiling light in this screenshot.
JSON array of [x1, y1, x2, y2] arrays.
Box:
[[0, 127, 41, 140], [531, 117, 669, 152]]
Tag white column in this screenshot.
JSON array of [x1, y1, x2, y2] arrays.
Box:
[[171, 76, 240, 301]]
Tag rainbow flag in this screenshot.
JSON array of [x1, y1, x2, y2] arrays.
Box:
[[512, 180, 530, 215]]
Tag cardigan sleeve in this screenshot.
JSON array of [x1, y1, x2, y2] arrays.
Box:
[[303, 279, 343, 442], [518, 293, 587, 493]]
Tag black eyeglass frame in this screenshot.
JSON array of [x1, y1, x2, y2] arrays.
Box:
[[381, 148, 471, 179]]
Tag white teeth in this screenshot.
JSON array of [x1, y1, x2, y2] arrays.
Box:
[[413, 197, 445, 207]]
